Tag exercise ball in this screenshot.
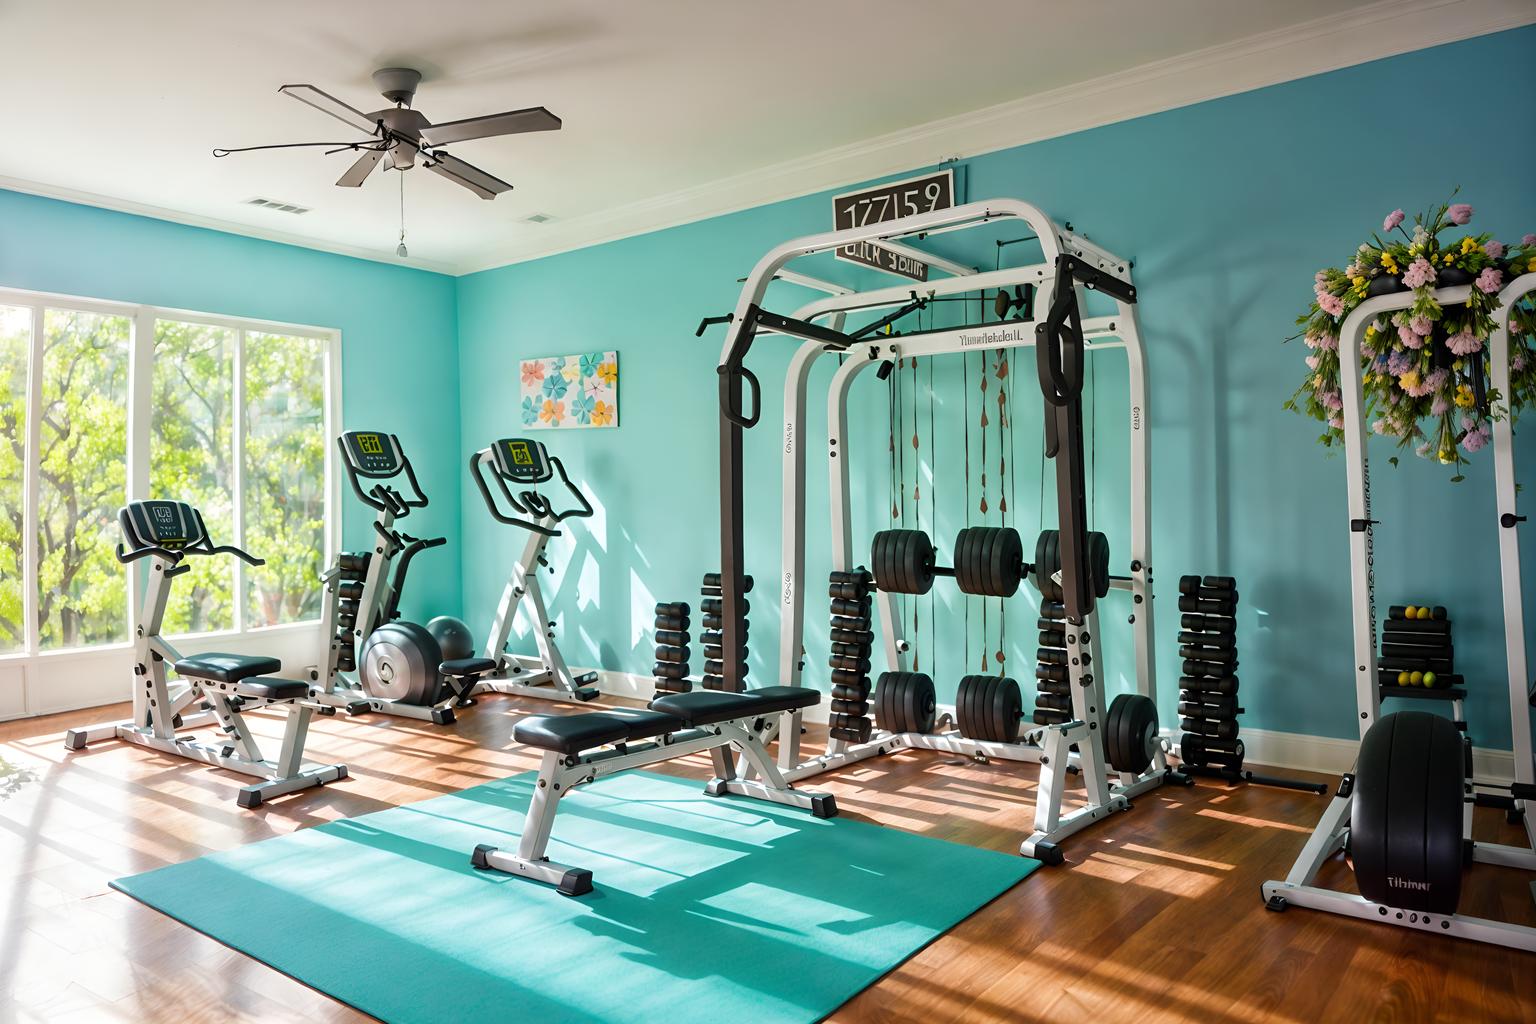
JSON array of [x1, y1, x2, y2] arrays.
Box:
[[426, 615, 476, 662]]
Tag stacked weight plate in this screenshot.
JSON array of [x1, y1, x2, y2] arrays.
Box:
[[1176, 575, 1245, 773], [653, 601, 692, 695], [329, 551, 371, 674], [828, 569, 875, 742], [1033, 599, 1071, 726], [700, 573, 751, 692], [1377, 604, 1460, 691]]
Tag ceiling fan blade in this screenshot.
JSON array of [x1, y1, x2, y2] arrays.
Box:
[[278, 84, 381, 136], [425, 153, 512, 199], [335, 147, 385, 187], [418, 106, 561, 146]]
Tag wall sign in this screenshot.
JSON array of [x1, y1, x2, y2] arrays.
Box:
[[832, 169, 955, 281]]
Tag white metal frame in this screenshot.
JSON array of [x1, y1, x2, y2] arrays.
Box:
[[1262, 272, 1536, 950], [470, 709, 833, 895], [716, 199, 1170, 860], [0, 285, 341, 719], [63, 546, 347, 807], [471, 514, 600, 703]]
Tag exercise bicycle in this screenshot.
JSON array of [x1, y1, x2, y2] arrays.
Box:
[[309, 431, 489, 724], [463, 437, 601, 703], [64, 501, 348, 807]]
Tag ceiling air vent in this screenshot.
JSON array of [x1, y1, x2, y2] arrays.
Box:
[[243, 197, 312, 215], [524, 213, 553, 224]]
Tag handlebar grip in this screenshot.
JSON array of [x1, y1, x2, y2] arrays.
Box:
[[719, 365, 761, 429], [116, 542, 182, 565]]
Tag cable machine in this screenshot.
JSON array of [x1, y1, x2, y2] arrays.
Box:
[[1262, 273, 1536, 949], [700, 199, 1183, 861]]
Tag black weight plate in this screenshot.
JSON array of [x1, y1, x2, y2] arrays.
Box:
[[954, 528, 978, 594], [989, 676, 1012, 743], [955, 675, 977, 738], [915, 531, 937, 594], [1180, 732, 1206, 767], [1033, 531, 1053, 595], [874, 671, 900, 731], [974, 675, 999, 742], [1088, 532, 1111, 598], [889, 530, 911, 594], [971, 528, 997, 597], [987, 529, 1010, 597], [999, 529, 1024, 597], [914, 673, 936, 733], [1001, 677, 1022, 743]]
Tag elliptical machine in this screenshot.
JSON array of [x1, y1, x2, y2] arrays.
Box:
[[309, 431, 487, 725], [465, 437, 601, 703]]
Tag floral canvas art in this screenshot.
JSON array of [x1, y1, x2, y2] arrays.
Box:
[[519, 351, 618, 429]]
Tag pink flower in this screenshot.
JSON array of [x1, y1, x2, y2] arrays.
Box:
[[1305, 354, 1320, 370], [1524, 234, 1536, 247], [1383, 209, 1405, 232], [1318, 292, 1345, 317], [1318, 332, 1338, 351], [1398, 325, 1423, 349], [1448, 203, 1473, 225], [1314, 269, 1330, 284], [1461, 424, 1490, 453], [1431, 393, 1450, 415], [1371, 419, 1389, 435], [1484, 240, 1506, 260], [1322, 391, 1344, 411], [1402, 258, 1436, 289], [1328, 415, 1344, 430], [1386, 349, 1414, 375], [1446, 331, 1483, 356], [1515, 353, 1528, 372], [1410, 316, 1432, 335], [1426, 367, 1451, 391], [1476, 267, 1503, 293]]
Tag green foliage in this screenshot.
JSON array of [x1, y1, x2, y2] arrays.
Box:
[[0, 309, 327, 650], [36, 310, 129, 648]]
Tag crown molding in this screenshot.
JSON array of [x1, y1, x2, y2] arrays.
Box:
[[0, 175, 461, 276], [457, 0, 1535, 275], [4, 1, 1532, 278]]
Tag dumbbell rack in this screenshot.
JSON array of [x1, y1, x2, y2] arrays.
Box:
[[1034, 599, 1071, 727], [1378, 604, 1464, 698], [652, 601, 691, 695], [1175, 575, 1326, 793], [323, 551, 372, 676], [826, 569, 875, 742], [652, 573, 755, 694]]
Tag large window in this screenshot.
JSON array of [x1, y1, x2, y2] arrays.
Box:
[[0, 289, 338, 657]]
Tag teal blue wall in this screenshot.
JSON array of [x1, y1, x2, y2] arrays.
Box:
[[458, 27, 1536, 748], [0, 189, 463, 618]]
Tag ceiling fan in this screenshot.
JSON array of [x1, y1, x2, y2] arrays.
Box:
[[213, 67, 561, 200]]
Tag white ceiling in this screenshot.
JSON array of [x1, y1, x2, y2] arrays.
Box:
[[2, 1, 1530, 275]]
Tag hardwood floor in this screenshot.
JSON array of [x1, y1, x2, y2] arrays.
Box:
[[1, 695, 1532, 1023]]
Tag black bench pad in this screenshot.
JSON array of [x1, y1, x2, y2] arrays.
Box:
[[175, 653, 282, 684], [440, 657, 498, 677], [232, 678, 311, 700], [174, 654, 307, 700], [514, 709, 686, 755], [650, 686, 820, 727]]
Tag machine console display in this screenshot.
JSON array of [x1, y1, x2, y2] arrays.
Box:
[[341, 431, 404, 477], [492, 438, 552, 483], [124, 500, 203, 550]]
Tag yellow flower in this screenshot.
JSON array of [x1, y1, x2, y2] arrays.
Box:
[[1399, 370, 1421, 390], [1365, 324, 1377, 337], [597, 361, 617, 386], [590, 400, 613, 426]]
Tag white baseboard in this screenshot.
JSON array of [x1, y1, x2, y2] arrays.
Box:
[[587, 670, 1522, 783]]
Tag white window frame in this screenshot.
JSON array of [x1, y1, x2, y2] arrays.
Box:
[[0, 285, 342, 670]]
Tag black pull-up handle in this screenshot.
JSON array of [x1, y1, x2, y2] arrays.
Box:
[[1503, 513, 1528, 528], [696, 313, 735, 337], [719, 364, 761, 429]]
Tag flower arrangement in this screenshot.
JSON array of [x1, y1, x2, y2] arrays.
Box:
[[1286, 193, 1536, 475]]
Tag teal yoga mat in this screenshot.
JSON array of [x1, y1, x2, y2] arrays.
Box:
[[114, 770, 1038, 1024]]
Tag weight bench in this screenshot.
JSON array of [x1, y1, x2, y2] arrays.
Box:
[[470, 686, 836, 895]]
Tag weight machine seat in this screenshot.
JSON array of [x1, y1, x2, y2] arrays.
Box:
[[514, 709, 686, 755], [649, 685, 820, 728], [440, 657, 498, 677], [173, 653, 308, 700]]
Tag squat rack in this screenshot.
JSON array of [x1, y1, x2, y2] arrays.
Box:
[[709, 199, 1178, 860], [1262, 272, 1536, 950]]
